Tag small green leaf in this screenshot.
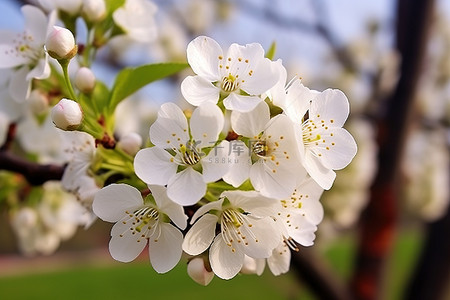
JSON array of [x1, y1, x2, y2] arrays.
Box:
[[108, 62, 189, 112], [265, 41, 277, 60], [105, 0, 126, 14]]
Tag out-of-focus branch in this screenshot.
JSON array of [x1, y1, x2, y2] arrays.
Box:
[[291, 248, 352, 300], [0, 151, 65, 185], [350, 0, 435, 299]]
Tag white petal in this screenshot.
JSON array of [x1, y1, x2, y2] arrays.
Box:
[[190, 102, 224, 149], [187, 36, 222, 81], [181, 75, 220, 107], [210, 235, 244, 280], [230, 101, 269, 137], [224, 190, 278, 218], [183, 213, 218, 255], [191, 199, 223, 223], [240, 217, 281, 258], [250, 161, 297, 199], [93, 184, 142, 222], [167, 167, 206, 206], [241, 57, 278, 96], [149, 185, 187, 230], [134, 147, 178, 185], [201, 140, 231, 182], [318, 128, 357, 170], [311, 89, 349, 128], [295, 177, 324, 225], [0, 44, 28, 68], [287, 216, 318, 246], [304, 151, 336, 190], [223, 93, 262, 113], [222, 141, 251, 187], [26, 55, 50, 80], [109, 223, 146, 262], [149, 223, 183, 273], [267, 242, 291, 276], [23, 5, 48, 43], [9, 66, 31, 102], [282, 79, 319, 123], [150, 103, 189, 149]]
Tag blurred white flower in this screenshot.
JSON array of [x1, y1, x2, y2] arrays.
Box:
[[187, 257, 215, 286], [0, 5, 56, 102], [74, 67, 96, 94], [82, 0, 106, 22]]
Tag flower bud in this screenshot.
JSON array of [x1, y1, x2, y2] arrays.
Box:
[[117, 132, 142, 156], [82, 0, 107, 22], [187, 257, 214, 286], [27, 90, 49, 115], [51, 98, 83, 131], [45, 26, 78, 60], [75, 67, 96, 94]]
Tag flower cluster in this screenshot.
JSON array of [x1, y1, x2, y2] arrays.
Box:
[[93, 36, 357, 281]]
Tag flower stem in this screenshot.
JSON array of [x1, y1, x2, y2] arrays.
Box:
[[59, 59, 77, 101]]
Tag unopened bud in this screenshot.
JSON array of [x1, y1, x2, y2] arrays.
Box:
[[75, 67, 96, 94], [187, 257, 214, 286], [51, 98, 83, 131], [27, 90, 49, 115], [240, 255, 265, 275], [45, 26, 78, 60], [117, 132, 142, 156], [82, 0, 107, 22]]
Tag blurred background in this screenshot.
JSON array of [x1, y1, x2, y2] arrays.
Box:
[[0, 0, 449, 299]]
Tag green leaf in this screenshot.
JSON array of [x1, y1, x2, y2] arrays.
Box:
[[105, 0, 126, 14], [108, 62, 189, 112], [265, 41, 277, 60]]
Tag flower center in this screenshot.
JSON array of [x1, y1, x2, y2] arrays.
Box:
[[221, 74, 240, 93], [302, 119, 322, 146], [119, 207, 161, 242], [220, 208, 257, 253], [179, 144, 201, 165], [252, 140, 268, 157], [6, 32, 42, 62]]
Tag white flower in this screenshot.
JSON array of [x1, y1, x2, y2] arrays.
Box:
[[38, 0, 83, 15], [117, 132, 142, 156], [281, 79, 357, 189], [266, 241, 291, 276], [113, 0, 158, 43], [0, 111, 9, 146], [45, 26, 77, 60], [82, 0, 106, 22], [134, 102, 230, 206], [74, 67, 96, 93], [225, 101, 306, 199], [181, 36, 279, 112], [182, 190, 282, 280], [51, 98, 83, 131], [187, 257, 215, 286], [0, 5, 56, 102], [93, 184, 187, 273]]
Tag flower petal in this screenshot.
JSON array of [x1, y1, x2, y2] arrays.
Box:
[[149, 223, 183, 273], [183, 213, 218, 255], [250, 161, 297, 199], [287, 215, 318, 247], [134, 147, 178, 185], [9, 66, 31, 102], [282, 79, 319, 123], [222, 141, 251, 187], [181, 75, 220, 107], [311, 89, 349, 128], [241, 58, 278, 96], [167, 167, 206, 206], [295, 177, 324, 225], [201, 140, 231, 182], [190, 102, 224, 149], [23, 5, 48, 43], [223, 93, 262, 113], [150, 103, 189, 149], [149, 185, 187, 230], [318, 128, 357, 170], [26, 54, 50, 80], [304, 151, 336, 190], [109, 222, 147, 262], [240, 217, 281, 258], [93, 184, 142, 222], [267, 242, 291, 276], [210, 235, 244, 280], [187, 36, 222, 81], [230, 100, 269, 137]]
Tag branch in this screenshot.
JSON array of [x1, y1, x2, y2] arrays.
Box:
[[350, 0, 435, 299], [0, 151, 65, 185]]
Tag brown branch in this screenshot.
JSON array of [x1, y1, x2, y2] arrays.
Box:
[[291, 248, 352, 300], [350, 0, 435, 299], [0, 151, 65, 185]]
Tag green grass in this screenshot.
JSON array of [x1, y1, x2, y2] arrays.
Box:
[[0, 229, 423, 300]]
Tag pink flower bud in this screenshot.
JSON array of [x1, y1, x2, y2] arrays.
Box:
[[118, 132, 142, 156], [51, 98, 83, 131], [75, 67, 96, 94], [45, 26, 77, 60], [187, 257, 214, 286]]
